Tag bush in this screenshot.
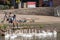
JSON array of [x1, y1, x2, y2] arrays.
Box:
[[39, 24, 44, 28], [4, 5, 9, 9], [0, 24, 8, 29], [0, 5, 9, 10], [0, 5, 4, 10]]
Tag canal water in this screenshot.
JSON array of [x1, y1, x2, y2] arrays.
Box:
[[0, 32, 59, 40]]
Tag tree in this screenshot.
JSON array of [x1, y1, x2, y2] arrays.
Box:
[[16, 0, 20, 3], [6, 0, 10, 4]]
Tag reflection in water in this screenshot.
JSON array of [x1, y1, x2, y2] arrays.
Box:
[[4, 29, 57, 40], [15, 36, 57, 40]]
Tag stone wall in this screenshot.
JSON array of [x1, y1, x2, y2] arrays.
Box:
[[0, 7, 54, 16]]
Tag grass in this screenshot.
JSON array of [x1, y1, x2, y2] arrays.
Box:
[[0, 24, 8, 30], [19, 23, 45, 28], [0, 22, 58, 30]]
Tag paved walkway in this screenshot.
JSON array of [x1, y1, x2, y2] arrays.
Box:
[[16, 14, 60, 23]]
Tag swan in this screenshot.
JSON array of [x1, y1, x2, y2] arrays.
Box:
[[5, 32, 10, 40], [35, 30, 47, 38], [10, 33, 17, 40], [17, 33, 24, 36], [25, 33, 33, 37], [15, 30, 21, 36], [47, 30, 53, 37], [16, 30, 25, 36], [21, 33, 33, 38], [42, 30, 47, 37], [35, 32, 43, 38], [53, 30, 57, 37], [34, 30, 42, 37], [21, 33, 26, 37], [5, 33, 10, 38]]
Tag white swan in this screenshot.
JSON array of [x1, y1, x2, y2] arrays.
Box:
[[34, 30, 42, 37], [17, 33, 23, 36], [5, 33, 10, 38], [16, 30, 24, 36], [26, 34, 33, 37], [10, 33, 17, 40], [5, 32, 10, 40], [53, 30, 57, 37], [42, 30, 47, 37], [47, 30, 53, 37], [21, 33, 33, 38], [35, 33, 43, 38], [35, 30, 47, 38]]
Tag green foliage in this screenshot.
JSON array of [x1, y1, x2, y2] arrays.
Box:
[[0, 5, 9, 10], [16, 0, 20, 3], [39, 24, 44, 28], [19, 23, 45, 28], [4, 5, 9, 9], [6, 0, 10, 4], [0, 5, 4, 10], [0, 24, 8, 29]]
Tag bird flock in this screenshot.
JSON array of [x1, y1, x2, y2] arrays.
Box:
[[5, 29, 57, 40]]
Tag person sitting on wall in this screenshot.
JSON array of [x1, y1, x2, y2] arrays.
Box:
[[7, 12, 13, 23], [13, 14, 16, 21]]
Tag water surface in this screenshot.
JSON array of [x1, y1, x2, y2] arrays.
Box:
[[0, 32, 59, 40]]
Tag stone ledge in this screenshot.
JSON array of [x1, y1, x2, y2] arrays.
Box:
[[0, 7, 54, 16]]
